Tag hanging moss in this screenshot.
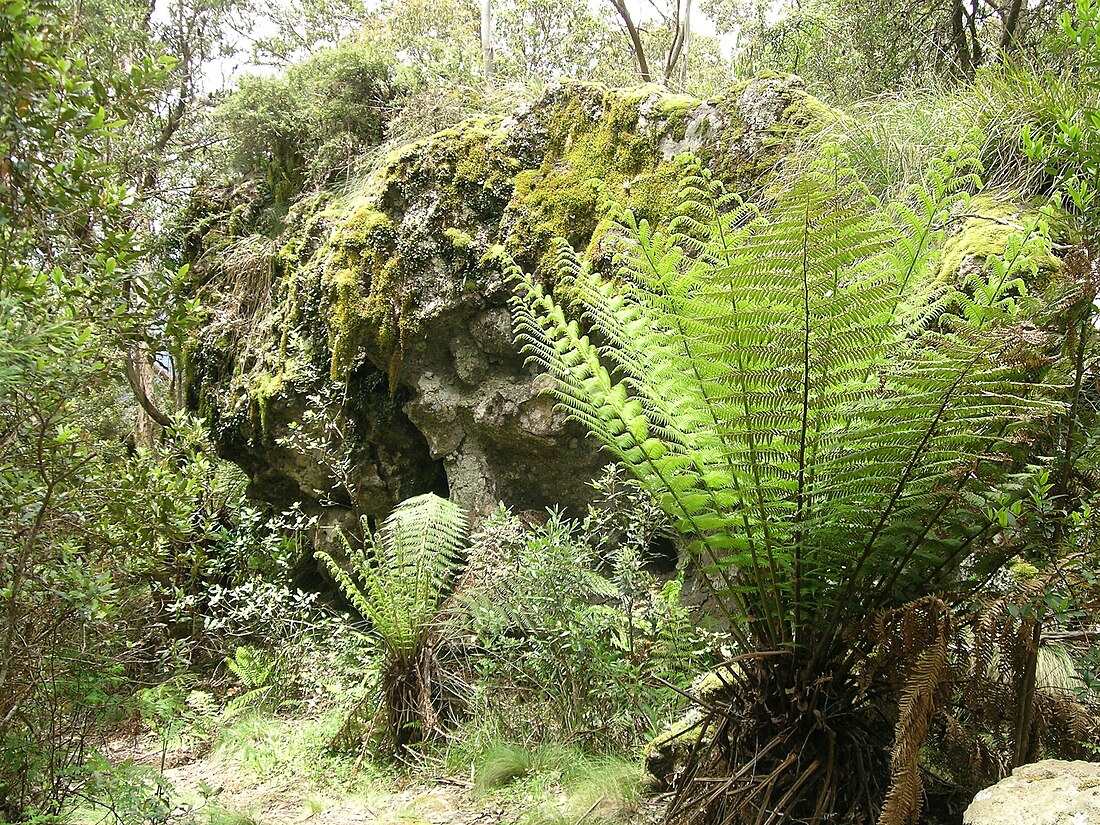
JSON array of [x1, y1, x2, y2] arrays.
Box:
[[321, 202, 402, 382], [249, 370, 284, 434]]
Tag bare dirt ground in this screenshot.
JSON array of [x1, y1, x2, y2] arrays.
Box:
[[103, 731, 665, 825], [104, 733, 503, 825]]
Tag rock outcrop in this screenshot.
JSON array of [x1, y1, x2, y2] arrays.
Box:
[[964, 760, 1100, 825], [182, 75, 833, 532]]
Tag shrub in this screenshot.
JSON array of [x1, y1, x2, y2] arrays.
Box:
[[215, 42, 403, 201], [456, 496, 702, 752]]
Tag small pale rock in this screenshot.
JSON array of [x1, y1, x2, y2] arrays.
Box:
[[964, 760, 1100, 825]]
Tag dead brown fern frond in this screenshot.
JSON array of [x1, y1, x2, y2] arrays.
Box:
[[875, 598, 950, 825], [918, 590, 1100, 810]]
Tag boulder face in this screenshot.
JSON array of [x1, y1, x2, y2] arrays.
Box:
[[964, 760, 1100, 825], [182, 75, 833, 529]]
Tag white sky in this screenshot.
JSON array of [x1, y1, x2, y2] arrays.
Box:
[[152, 0, 748, 91]]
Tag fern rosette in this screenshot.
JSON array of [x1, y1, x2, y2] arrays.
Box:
[[511, 150, 1064, 823], [316, 493, 467, 748]]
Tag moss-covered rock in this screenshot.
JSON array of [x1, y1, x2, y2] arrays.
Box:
[[182, 75, 833, 529], [938, 195, 1062, 285], [643, 665, 741, 791]]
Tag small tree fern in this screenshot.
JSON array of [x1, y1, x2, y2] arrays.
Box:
[[317, 493, 468, 749], [511, 149, 1063, 823]]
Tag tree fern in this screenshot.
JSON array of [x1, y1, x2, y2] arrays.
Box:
[[510, 147, 1062, 823], [316, 493, 467, 749], [223, 644, 279, 718]]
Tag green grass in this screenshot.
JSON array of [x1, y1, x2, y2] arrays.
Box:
[[475, 743, 537, 793], [210, 709, 361, 783], [205, 806, 262, 825], [463, 738, 642, 825], [519, 751, 642, 825], [798, 59, 1097, 212]]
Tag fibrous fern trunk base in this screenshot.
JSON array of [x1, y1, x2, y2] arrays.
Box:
[[665, 655, 889, 825], [383, 637, 463, 749]]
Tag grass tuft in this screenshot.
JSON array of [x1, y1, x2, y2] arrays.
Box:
[[206, 807, 262, 825], [475, 744, 536, 793]]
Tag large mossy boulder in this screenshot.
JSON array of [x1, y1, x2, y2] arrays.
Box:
[[182, 75, 834, 537]]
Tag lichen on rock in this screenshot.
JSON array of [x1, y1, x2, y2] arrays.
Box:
[[181, 75, 834, 535], [964, 760, 1100, 825]]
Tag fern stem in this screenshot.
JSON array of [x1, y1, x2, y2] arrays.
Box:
[[792, 187, 815, 648]]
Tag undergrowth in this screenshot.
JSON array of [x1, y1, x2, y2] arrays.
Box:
[[470, 742, 643, 825]]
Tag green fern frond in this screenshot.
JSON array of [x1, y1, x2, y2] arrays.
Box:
[[226, 645, 274, 689], [511, 146, 1060, 656], [316, 493, 467, 657]]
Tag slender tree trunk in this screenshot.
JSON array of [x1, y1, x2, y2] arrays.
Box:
[[967, 0, 983, 69], [951, 0, 974, 78], [664, 0, 692, 86], [999, 0, 1025, 55], [481, 0, 494, 85], [131, 341, 158, 451], [1012, 616, 1042, 767], [609, 0, 654, 82], [679, 0, 692, 88], [125, 343, 173, 434]]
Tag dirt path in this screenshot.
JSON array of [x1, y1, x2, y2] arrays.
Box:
[[103, 718, 668, 825], [105, 734, 507, 825]]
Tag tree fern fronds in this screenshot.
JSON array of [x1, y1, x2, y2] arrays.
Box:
[[513, 266, 765, 640], [316, 493, 466, 656], [316, 493, 468, 752], [514, 145, 1060, 645], [601, 210, 795, 639], [509, 143, 1070, 823]]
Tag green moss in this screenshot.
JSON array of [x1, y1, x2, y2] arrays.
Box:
[[647, 709, 705, 757], [938, 196, 1059, 281], [656, 93, 699, 115], [504, 83, 699, 272], [384, 118, 518, 213], [249, 371, 284, 433], [646, 665, 738, 754], [322, 200, 402, 382], [1008, 557, 1040, 582], [479, 243, 507, 267], [444, 227, 475, 251], [781, 90, 839, 133]]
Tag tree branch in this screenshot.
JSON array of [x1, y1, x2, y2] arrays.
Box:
[[608, 0, 654, 82], [124, 351, 174, 429]]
